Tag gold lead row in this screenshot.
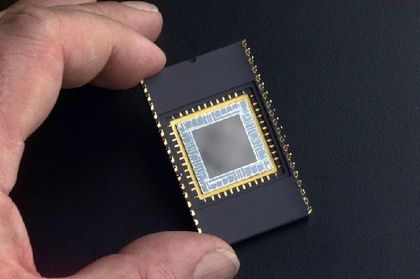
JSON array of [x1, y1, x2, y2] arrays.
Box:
[[140, 80, 203, 233], [241, 39, 313, 214]]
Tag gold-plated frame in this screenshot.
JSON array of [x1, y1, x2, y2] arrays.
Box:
[[170, 93, 278, 200]]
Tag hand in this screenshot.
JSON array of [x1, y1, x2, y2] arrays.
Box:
[[0, 1, 240, 278]]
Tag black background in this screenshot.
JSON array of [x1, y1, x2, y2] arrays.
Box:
[[2, 0, 420, 278]]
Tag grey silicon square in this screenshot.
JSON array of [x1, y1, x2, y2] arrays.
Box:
[[192, 115, 257, 178]]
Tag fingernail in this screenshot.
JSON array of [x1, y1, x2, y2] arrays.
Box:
[[121, 1, 159, 12], [194, 248, 240, 279]]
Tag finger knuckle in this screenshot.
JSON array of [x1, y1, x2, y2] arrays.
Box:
[[0, 3, 62, 78], [1, 3, 58, 46]]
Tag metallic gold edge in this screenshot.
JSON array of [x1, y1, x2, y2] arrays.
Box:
[[170, 93, 278, 200], [140, 80, 203, 233], [241, 39, 313, 214]]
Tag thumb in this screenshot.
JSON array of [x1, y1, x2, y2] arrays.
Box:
[[66, 232, 240, 279]]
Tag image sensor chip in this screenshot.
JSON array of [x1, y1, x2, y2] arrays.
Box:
[[142, 40, 312, 243], [171, 94, 277, 199]]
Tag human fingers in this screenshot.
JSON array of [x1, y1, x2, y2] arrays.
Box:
[[0, 2, 165, 194], [67, 232, 240, 279]]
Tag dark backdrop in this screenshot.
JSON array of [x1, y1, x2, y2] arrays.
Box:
[[3, 0, 420, 278]]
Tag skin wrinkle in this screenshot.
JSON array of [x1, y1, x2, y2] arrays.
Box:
[[0, 194, 36, 275], [0, 53, 7, 108], [0, 258, 35, 279], [0, 195, 15, 239], [93, 38, 132, 86], [54, 8, 103, 78], [144, 263, 178, 279], [1, 3, 59, 42], [0, 57, 10, 141], [51, 8, 71, 79], [0, 31, 14, 141], [84, 18, 116, 85]]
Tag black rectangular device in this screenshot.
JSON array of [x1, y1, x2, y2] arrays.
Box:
[[142, 40, 312, 244]]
